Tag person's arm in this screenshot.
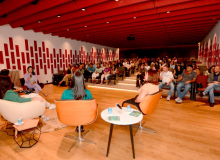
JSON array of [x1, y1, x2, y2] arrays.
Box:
[[196, 69, 200, 75], [207, 74, 213, 84], [135, 89, 149, 103], [159, 72, 163, 80], [3, 91, 32, 103], [176, 76, 183, 82], [24, 73, 31, 82]]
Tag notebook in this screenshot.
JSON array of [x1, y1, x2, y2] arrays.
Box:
[[108, 116, 120, 121], [129, 111, 141, 117]]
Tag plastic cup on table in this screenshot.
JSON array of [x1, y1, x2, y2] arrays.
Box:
[[127, 105, 131, 112], [108, 107, 112, 114]]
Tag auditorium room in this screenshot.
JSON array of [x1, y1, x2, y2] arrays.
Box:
[[1, 0, 220, 159]]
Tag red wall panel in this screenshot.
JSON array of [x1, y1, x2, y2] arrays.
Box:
[[44, 65, 47, 74], [60, 58, 62, 68], [36, 65, 40, 75], [38, 47, 42, 57], [21, 52, 25, 63], [65, 49, 67, 58], [54, 59, 56, 68], [57, 54, 59, 62], [31, 59, 35, 69], [26, 52, 30, 63], [42, 42, 45, 52], [57, 64, 60, 72], [53, 48, 56, 58], [63, 54, 65, 62], [15, 45, 20, 57], [12, 66, 16, 69], [51, 65, 54, 74], [59, 49, 62, 58], [4, 44, 9, 56], [46, 48, 49, 57], [35, 53, 39, 63], [25, 39, 29, 51], [47, 59, 50, 69], [6, 58, 10, 69], [23, 65, 26, 74], [50, 54, 53, 63], [40, 59, 43, 69], [30, 46, 34, 57], [68, 54, 70, 63], [9, 37, 14, 50], [34, 40, 37, 51], [0, 51, 4, 64], [11, 51, 15, 64], [63, 64, 65, 70], [17, 59, 21, 70], [66, 59, 68, 67], [43, 53, 46, 63]]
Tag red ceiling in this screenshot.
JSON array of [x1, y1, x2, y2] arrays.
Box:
[[0, 0, 220, 48]]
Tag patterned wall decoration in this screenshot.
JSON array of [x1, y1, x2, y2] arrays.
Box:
[[0, 37, 119, 76]]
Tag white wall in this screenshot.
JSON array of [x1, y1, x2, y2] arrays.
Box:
[[198, 20, 220, 68], [0, 24, 119, 83]]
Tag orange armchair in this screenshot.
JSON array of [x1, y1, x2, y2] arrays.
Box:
[[123, 90, 163, 135], [55, 99, 98, 152]]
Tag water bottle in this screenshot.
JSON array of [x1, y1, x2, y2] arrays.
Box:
[[127, 105, 131, 112], [108, 107, 112, 114]]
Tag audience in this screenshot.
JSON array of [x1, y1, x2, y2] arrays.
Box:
[[175, 65, 197, 103], [198, 66, 220, 107], [24, 66, 48, 97]]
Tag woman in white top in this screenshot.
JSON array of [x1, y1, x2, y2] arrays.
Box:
[[122, 70, 159, 110]]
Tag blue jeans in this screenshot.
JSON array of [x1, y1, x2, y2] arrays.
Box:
[[159, 82, 174, 97], [203, 83, 220, 103], [177, 82, 191, 100]]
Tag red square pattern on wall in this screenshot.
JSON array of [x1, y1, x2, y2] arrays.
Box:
[[0, 51, 4, 64], [9, 37, 14, 50]]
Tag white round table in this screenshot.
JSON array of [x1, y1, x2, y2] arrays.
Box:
[[101, 107, 143, 159]]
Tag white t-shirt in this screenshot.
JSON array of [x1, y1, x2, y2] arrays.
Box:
[[160, 71, 173, 83], [145, 66, 150, 70]]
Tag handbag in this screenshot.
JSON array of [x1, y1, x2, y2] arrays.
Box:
[[196, 83, 203, 88]]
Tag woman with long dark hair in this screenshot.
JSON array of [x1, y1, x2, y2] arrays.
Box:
[[24, 66, 47, 96], [61, 70, 93, 132]]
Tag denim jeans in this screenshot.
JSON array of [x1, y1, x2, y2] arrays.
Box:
[[159, 82, 174, 97], [203, 83, 220, 103], [177, 82, 192, 100]]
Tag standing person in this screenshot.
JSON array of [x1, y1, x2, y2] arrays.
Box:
[[59, 64, 72, 86], [100, 64, 111, 85], [91, 63, 102, 83], [198, 66, 220, 107], [159, 65, 174, 101], [61, 70, 93, 132], [175, 65, 197, 103], [24, 66, 48, 96]]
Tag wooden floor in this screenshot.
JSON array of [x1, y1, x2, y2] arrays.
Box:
[[0, 84, 220, 160]]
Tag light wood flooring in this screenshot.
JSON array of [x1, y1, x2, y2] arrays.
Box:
[[0, 84, 220, 160]]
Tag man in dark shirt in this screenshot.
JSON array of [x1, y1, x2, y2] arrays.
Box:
[[175, 65, 197, 103], [198, 66, 220, 107]]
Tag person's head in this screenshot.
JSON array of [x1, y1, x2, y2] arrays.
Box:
[[79, 65, 83, 70], [145, 62, 148, 66], [81, 63, 85, 68], [144, 70, 159, 85], [177, 65, 181, 71], [27, 66, 35, 75], [209, 65, 215, 73], [68, 64, 71, 69], [186, 65, 193, 72], [163, 65, 169, 72], [69, 70, 86, 100], [0, 76, 12, 99], [177, 62, 181, 66], [0, 69, 10, 76], [89, 63, 93, 68], [75, 64, 79, 68], [192, 61, 197, 70], [97, 63, 100, 68], [105, 64, 109, 68], [214, 66, 220, 73]]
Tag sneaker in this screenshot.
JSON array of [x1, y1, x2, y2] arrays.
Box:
[[43, 117, 50, 122], [175, 97, 180, 102], [167, 96, 170, 101], [176, 98, 183, 103], [49, 104, 56, 110]]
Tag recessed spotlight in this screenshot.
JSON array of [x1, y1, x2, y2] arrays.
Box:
[[133, 17, 136, 19], [84, 26, 87, 27], [38, 20, 41, 23], [67, 29, 69, 31], [106, 22, 109, 23], [115, 0, 119, 1], [57, 15, 61, 17], [82, 8, 85, 11], [167, 11, 170, 13]]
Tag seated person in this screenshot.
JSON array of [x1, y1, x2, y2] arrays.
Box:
[[61, 70, 93, 132], [175, 65, 197, 103], [59, 64, 72, 86], [1, 69, 15, 90], [79, 65, 84, 74], [84, 63, 95, 80], [198, 66, 220, 107], [173, 65, 183, 79], [159, 65, 174, 101], [192, 61, 201, 75], [92, 63, 102, 83], [107, 65, 118, 85], [205, 65, 215, 75], [122, 70, 159, 111], [24, 66, 48, 97], [0, 76, 52, 122], [100, 64, 111, 85], [136, 63, 146, 87]]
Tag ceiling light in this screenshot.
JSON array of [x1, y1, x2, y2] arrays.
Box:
[[115, 0, 119, 1], [57, 15, 61, 17], [167, 11, 170, 13], [38, 20, 41, 23], [133, 17, 136, 19], [82, 8, 85, 11], [67, 29, 69, 31], [84, 26, 87, 27], [106, 22, 109, 23]]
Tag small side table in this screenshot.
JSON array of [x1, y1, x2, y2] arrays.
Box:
[[13, 119, 41, 148]]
